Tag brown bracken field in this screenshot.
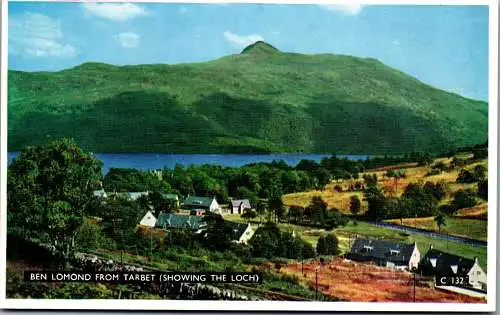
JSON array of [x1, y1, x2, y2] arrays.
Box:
[[281, 258, 485, 303]]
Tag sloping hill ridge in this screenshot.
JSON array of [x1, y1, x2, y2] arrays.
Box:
[[8, 41, 488, 154]]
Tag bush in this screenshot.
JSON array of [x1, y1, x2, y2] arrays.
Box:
[[451, 189, 478, 211], [334, 185, 343, 192], [473, 148, 488, 160], [425, 168, 441, 176], [477, 180, 488, 200], [241, 209, 258, 219], [438, 204, 456, 215], [74, 220, 112, 252], [316, 234, 340, 256]]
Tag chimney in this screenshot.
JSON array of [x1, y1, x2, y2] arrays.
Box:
[[474, 257, 478, 264], [429, 244, 433, 250]]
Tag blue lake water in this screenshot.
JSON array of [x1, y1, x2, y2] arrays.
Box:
[[8, 152, 369, 174]]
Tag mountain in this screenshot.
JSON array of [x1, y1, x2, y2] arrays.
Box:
[[8, 42, 488, 154]]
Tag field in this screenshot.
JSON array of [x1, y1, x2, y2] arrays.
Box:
[[336, 221, 488, 271], [385, 217, 487, 241], [223, 215, 487, 270], [283, 157, 487, 213], [281, 258, 485, 303]]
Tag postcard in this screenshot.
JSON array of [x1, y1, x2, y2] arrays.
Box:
[[0, 0, 497, 312]]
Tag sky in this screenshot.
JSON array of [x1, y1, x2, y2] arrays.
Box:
[[8, 3, 489, 101]]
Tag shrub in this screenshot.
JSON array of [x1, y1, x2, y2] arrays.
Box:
[[451, 189, 478, 211], [316, 234, 340, 256], [477, 180, 488, 200]]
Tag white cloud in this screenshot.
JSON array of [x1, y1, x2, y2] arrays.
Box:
[[179, 6, 188, 13], [392, 40, 401, 46], [223, 31, 264, 48], [82, 2, 147, 21], [271, 31, 280, 35], [9, 12, 77, 58], [116, 32, 140, 48], [319, 4, 364, 15]]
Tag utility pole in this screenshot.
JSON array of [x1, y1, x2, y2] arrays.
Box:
[[413, 272, 416, 303], [315, 268, 318, 300]]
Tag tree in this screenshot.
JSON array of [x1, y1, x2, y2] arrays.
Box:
[[269, 195, 286, 223], [451, 189, 478, 211], [473, 148, 488, 160], [363, 186, 386, 221], [400, 183, 438, 218], [8, 139, 102, 264], [477, 180, 488, 200], [308, 196, 328, 226], [349, 196, 361, 215], [316, 234, 340, 255], [423, 181, 447, 201], [473, 165, 487, 181], [315, 168, 331, 190], [199, 213, 235, 252], [101, 198, 144, 248], [434, 214, 446, 233], [363, 174, 378, 187]]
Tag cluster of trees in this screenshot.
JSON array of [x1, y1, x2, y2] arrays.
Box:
[[456, 165, 487, 183], [286, 197, 349, 229], [364, 181, 447, 221], [8, 139, 103, 265], [316, 234, 340, 256], [248, 223, 315, 259]]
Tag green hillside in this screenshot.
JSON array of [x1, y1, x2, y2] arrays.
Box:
[[8, 41, 488, 154]]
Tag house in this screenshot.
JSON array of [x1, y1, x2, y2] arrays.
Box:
[[227, 221, 255, 244], [108, 191, 149, 201], [345, 238, 420, 271], [127, 192, 149, 201], [155, 213, 207, 232], [419, 246, 487, 292], [230, 199, 252, 214], [162, 193, 180, 208], [93, 189, 107, 199], [182, 196, 222, 214], [139, 211, 157, 227]]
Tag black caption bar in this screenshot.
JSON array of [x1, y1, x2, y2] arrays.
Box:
[[24, 271, 262, 284]]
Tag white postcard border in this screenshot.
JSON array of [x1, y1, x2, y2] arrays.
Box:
[[0, 0, 498, 311]]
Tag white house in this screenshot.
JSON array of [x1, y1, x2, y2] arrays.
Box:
[[227, 222, 255, 244], [421, 246, 487, 292], [182, 196, 222, 214], [230, 199, 252, 214], [139, 210, 157, 227], [345, 238, 420, 271]]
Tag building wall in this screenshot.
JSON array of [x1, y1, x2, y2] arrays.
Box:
[[467, 262, 488, 291], [408, 246, 420, 270], [139, 211, 157, 227], [210, 199, 222, 214], [237, 226, 255, 244]]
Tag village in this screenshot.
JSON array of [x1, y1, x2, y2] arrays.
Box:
[[89, 161, 488, 302], [6, 139, 489, 302]]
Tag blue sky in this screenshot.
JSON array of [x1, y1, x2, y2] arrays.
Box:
[[8, 3, 489, 101]]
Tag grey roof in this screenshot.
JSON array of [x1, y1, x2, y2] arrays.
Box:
[[183, 196, 214, 208], [226, 221, 251, 240], [127, 192, 149, 200], [162, 193, 179, 201], [231, 199, 251, 209], [420, 249, 477, 277], [346, 238, 416, 265], [93, 189, 107, 198], [155, 213, 206, 230]]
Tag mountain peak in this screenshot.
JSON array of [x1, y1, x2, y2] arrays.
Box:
[[241, 41, 280, 55]]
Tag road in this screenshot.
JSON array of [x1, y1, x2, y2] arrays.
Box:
[[367, 221, 487, 248]]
